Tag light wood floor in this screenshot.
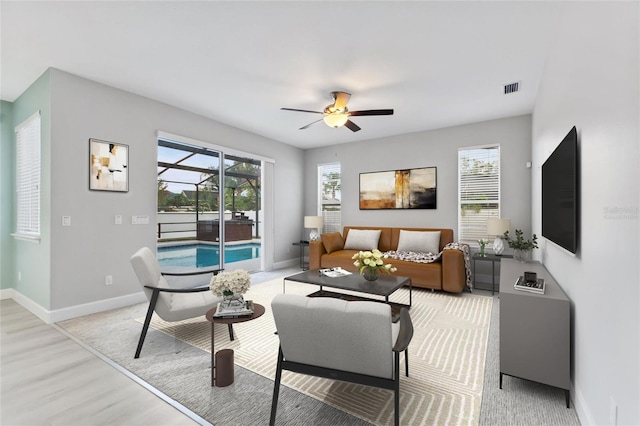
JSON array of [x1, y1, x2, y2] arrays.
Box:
[[0, 299, 203, 426]]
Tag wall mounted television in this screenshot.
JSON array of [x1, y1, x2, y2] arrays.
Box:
[[542, 126, 579, 254]]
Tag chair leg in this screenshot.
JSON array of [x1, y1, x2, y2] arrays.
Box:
[[405, 348, 409, 377], [269, 346, 284, 426], [394, 354, 400, 426], [135, 290, 159, 359]]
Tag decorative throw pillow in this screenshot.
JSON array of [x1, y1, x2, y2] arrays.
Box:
[[321, 232, 344, 254], [397, 230, 441, 254], [343, 229, 382, 251]]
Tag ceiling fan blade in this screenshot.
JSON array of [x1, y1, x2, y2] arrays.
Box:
[[281, 107, 324, 114], [332, 91, 351, 110], [344, 120, 361, 132], [349, 109, 394, 116], [299, 118, 324, 130]]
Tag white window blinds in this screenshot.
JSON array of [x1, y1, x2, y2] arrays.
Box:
[[15, 111, 41, 238], [319, 163, 341, 234], [458, 145, 500, 244]]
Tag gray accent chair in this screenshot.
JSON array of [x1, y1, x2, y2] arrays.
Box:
[[269, 294, 414, 426], [130, 247, 233, 358]]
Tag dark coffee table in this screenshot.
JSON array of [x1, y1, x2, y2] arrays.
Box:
[[283, 270, 412, 314]]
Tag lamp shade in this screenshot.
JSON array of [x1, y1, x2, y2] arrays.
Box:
[[486, 218, 511, 236], [304, 216, 324, 242], [304, 216, 323, 229]]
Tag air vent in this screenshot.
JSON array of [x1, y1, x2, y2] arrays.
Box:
[[503, 81, 520, 94]]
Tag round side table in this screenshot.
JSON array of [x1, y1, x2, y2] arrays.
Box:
[[205, 303, 265, 387]]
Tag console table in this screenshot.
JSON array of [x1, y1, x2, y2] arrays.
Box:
[[499, 259, 571, 408]]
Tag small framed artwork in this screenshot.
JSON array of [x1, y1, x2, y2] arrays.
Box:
[[89, 138, 128, 192], [359, 166, 437, 209]]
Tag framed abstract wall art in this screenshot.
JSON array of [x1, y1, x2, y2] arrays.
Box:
[[89, 138, 128, 192], [359, 166, 437, 209]]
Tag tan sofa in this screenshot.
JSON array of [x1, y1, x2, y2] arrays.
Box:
[[309, 226, 467, 293]]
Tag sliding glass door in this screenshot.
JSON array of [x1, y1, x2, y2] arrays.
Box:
[[156, 139, 262, 272]]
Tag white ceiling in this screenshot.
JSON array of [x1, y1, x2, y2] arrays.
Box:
[[1, 1, 564, 149]]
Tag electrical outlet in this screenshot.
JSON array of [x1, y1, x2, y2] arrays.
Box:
[[115, 215, 122, 225], [610, 396, 617, 425], [105, 275, 113, 286], [18, 272, 21, 281]]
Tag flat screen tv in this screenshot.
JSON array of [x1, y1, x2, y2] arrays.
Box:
[[542, 126, 578, 254]]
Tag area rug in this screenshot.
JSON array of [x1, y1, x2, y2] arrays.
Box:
[[140, 279, 492, 426]]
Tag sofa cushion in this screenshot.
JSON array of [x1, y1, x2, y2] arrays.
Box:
[[321, 232, 344, 254], [397, 230, 441, 254], [343, 229, 382, 250]]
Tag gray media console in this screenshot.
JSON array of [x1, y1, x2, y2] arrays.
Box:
[[499, 258, 571, 408]]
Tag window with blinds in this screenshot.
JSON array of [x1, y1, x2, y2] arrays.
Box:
[[319, 163, 341, 234], [458, 145, 500, 244], [15, 111, 41, 238]]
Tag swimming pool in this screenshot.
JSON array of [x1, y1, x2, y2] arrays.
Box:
[[157, 243, 261, 268]]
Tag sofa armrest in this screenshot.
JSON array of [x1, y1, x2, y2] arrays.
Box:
[[309, 240, 325, 270], [441, 245, 468, 293]]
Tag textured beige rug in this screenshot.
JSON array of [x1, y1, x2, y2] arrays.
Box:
[[141, 278, 492, 425]]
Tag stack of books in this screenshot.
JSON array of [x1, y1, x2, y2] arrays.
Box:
[[213, 299, 255, 318], [514, 276, 545, 294]]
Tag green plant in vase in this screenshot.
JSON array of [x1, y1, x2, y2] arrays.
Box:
[[478, 239, 488, 257], [502, 229, 538, 262]]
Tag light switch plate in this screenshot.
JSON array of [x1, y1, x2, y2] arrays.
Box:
[[62, 216, 71, 226], [115, 215, 122, 225]]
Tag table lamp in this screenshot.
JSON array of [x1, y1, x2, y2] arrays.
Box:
[[304, 216, 324, 241], [487, 218, 511, 255]]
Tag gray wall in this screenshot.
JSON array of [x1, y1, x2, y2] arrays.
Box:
[[532, 2, 639, 425], [5, 68, 303, 315], [303, 115, 533, 242]]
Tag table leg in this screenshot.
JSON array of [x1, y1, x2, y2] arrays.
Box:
[[299, 244, 304, 269], [473, 258, 477, 290], [211, 322, 216, 386], [492, 261, 496, 296]]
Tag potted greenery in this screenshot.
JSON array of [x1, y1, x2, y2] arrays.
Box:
[[502, 229, 538, 262]]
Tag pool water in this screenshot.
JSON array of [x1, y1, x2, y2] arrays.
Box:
[[157, 243, 260, 268]]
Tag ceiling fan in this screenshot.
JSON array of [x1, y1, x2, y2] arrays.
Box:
[[281, 91, 394, 132]]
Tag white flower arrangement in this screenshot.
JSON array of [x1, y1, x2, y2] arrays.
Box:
[[352, 249, 398, 275], [209, 270, 251, 297]]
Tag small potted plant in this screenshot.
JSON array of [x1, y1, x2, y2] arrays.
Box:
[[502, 229, 538, 262], [477, 239, 488, 257]]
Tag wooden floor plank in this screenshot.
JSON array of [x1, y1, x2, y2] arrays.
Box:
[[0, 299, 202, 426]]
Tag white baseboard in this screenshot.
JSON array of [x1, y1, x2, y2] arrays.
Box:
[[272, 258, 299, 270], [0, 288, 15, 300], [573, 383, 590, 425], [2, 289, 147, 324]]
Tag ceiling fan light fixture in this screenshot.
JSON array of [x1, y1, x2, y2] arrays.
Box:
[[323, 113, 349, 128]]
